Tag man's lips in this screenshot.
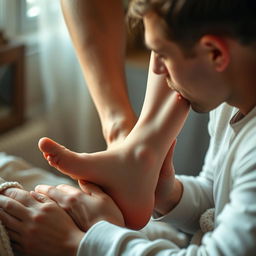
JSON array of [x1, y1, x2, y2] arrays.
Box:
[[166, 77, 181, 95], [166, 77, 175, 90], [165, 77, 190, 102]]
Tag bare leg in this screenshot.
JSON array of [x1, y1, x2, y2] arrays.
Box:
[[61, 0, 137, 147]]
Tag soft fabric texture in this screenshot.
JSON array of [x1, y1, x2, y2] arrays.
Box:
[[190, 208, 215, 245], [140, 220, 188, 247], [77, 103, 256, 256], [0, 153, 75, 191]]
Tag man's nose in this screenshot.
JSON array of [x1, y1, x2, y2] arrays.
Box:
[[152, 53, 168, 75]]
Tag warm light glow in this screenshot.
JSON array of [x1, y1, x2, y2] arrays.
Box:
[[26, 0, 40, 18]]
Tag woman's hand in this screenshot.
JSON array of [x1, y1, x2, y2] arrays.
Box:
[[35, 182, 125, 232]]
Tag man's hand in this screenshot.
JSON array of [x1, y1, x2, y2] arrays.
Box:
[[0, 188, 84, 256], [35, 182, 125, 231], [154, 140, 183, 215]]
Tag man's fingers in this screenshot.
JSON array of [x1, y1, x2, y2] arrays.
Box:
[[2, 188, 24, 198], [11, 242, 22, 251], [2, 188, 35, 207], [7, 228, 21, 243], [34, 184, 79, 210], [30, 191, 54, 204], [56, 184, 81, 194], [0, 207, 22, 235], [12, 242, 25, 256], [34, 185, 67, 203], [0, 195, 29, 220]]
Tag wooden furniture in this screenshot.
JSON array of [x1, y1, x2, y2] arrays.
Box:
[[0, 36, 26, 133]]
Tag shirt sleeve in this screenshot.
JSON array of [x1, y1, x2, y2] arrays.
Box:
[[76, 217, 246, 256], [152, 175, 214, 234]]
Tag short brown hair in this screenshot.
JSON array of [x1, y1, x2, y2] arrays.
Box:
[[128, 0, 256, 51]]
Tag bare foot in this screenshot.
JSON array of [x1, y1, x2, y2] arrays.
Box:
[[38, 92, 190, 229], [38, 137, 159, 229]]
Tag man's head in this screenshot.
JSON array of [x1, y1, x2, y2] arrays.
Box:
[[129, 0, 256, 113]]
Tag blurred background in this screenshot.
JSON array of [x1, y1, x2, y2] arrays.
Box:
[[0, 0, 209, 176]]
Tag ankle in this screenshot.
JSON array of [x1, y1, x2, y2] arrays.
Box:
[[102, 114, 137, 147]]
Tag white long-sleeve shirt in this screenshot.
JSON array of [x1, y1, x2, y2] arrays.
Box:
[[77, 103, 256, 256]]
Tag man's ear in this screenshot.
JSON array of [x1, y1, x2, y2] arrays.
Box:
[[199, 35, 230, 72]]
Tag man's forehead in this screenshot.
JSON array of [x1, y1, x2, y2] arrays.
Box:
[[145, 34, 165, 52]]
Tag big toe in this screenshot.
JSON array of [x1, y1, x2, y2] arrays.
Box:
[[38, 137, 85, 178], [38, 137, 64, 155]]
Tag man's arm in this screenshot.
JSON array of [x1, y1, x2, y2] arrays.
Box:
[[61, 0, 137, 146]]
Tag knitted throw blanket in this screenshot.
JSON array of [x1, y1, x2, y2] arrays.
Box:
[[0, 178, 23, 256], [190, 208, 215, 245]]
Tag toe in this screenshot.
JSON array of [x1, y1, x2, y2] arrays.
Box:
[[38, 137, 63, 155]]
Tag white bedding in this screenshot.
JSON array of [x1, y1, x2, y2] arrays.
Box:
[[0, 152, 74, 191]]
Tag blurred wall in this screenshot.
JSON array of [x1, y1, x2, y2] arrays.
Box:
[[25, 44, 45, 118]]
